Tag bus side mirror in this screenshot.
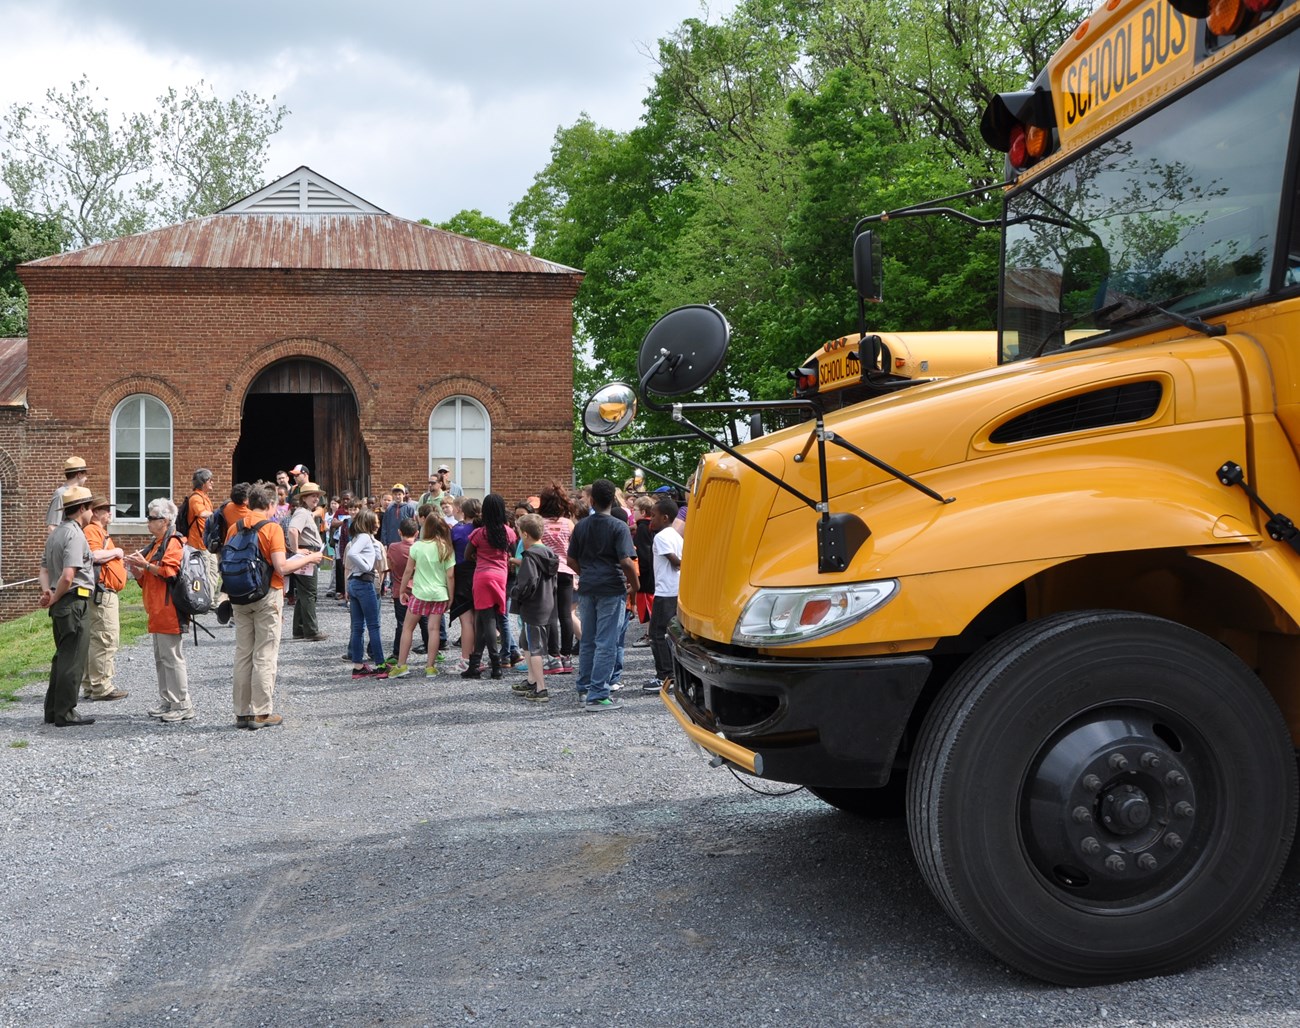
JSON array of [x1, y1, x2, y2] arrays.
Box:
[[854, 230, 883, 303], [582, 383, 638, 437]]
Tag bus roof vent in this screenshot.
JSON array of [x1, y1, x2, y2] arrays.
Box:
[[989, 381, 1163, 444]]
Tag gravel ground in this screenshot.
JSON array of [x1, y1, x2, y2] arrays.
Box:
[[2, 596, 1300, 1027]]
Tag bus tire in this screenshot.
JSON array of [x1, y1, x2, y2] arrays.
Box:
[[906, 609, 1297, 984]]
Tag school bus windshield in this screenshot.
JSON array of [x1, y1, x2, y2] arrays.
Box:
[[1000, 29, 1300, 363]]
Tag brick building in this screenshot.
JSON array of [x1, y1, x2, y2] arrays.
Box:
[[0, 167, 581, 617]]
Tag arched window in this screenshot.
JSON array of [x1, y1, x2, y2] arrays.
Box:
[[111, 394, 172, 521], [429, 397, 490, 499]]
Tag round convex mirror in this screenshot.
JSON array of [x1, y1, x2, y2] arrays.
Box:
[[637, 305, 730, 396], [582, 382, 638, 436]]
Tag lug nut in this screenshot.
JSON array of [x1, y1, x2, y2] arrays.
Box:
[[1138, 853, 1158, 871], [1165, 770, 1186, 787], [1109, 753, 1129, 771], [1175, 801, 1195, 818], [1072, 806, 1092, 824], [1164, 833, 1183, 850], [1083, 774, 1102, 792], [1081, 837, 1101, 855], [1140, 752, 1161, 768], [1105, 854, 1126, 873]]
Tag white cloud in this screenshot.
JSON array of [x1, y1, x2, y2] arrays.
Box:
[[0, 0, 736, 223]]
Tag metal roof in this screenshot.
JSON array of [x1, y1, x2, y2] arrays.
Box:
[[22, 165, 579, 277], [22, 213, 578, 275], [0, 338, 27, 408]]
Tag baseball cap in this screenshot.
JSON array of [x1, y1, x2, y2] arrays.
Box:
[[437, 463, 450, 473], [392, 483, 407, 493], [291, 463, 309, 475]]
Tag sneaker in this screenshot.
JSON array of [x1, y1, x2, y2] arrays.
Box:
[[449, 658, 470, 674], [305, 633, 329, 642], [523, 687, 550, 703], [642, 678, 663, 694], [424, 666, 439, 678], [216, 599, 233, 625], [582, 698, 623, 712], [352, 665, 379, 680], [610, 681, 623, 692], [250, 713, 283, 729], [507, 650, 522, 666], [235, 715, 254, 729], [542, 657, 563, 675], [436, 650, 449, 663], [388, 664, 411, 679], [147, 704, 170, 718], [159, 707, 196, 723], [632, 636, 652, 648], [412, 644, 427, 655], [511, 679, 535, 694], [559, 657, 574, 674], [509, 659, 528, 672]]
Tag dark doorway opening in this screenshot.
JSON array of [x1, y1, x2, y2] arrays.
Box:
[[233, 359, 370, 499]]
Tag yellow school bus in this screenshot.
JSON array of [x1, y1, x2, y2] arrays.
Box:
[[797, 331, 999, 407], [635, 0, 1300, 984]]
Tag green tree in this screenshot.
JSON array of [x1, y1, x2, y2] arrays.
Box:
[[1, 76, 287, 248], [0, 207, 66, 336], [431, 209, 526, 250]]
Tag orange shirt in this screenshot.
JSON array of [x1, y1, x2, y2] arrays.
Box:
[[85, 522, 127, 592], [227, 515, 288, 592], [221, 500, 252, 533], [186, 490, 213, 549], [140, 534, 183, 635]]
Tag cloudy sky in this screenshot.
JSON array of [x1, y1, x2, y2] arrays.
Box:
[[0, 0, 736, 225]]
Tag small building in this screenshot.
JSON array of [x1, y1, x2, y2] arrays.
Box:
[[0, 166, 581, 616]]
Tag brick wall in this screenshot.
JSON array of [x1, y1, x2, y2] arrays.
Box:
[[3, 264, 580, 622]]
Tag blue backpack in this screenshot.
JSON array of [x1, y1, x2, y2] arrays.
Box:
[[218, 519, 272, 605]]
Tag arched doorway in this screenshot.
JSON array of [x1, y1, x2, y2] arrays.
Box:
[[234, 358, 370, 499]]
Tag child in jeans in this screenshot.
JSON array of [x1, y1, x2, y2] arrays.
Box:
[[509, 514, 558, 702], [390, 513, 456, 678], [345, 509, 387, 679]]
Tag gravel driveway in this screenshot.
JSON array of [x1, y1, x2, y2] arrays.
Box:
[[2, 597, 1299, 1027]]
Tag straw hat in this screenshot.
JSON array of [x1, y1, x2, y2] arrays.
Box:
[[61, 485, 93, 509], [299, 481, 324, 497]]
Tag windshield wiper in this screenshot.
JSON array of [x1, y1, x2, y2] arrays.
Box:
[[1104, 299, 1226, 337], [1025, 301, 1126, 360]]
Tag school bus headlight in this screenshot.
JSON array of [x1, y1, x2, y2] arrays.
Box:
[[733, 580, 899, 646]]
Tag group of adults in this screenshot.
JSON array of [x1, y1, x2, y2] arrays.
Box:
[[38, 457, 327, 729]]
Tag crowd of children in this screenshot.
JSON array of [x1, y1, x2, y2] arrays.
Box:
[[315, 477, 687, 711]]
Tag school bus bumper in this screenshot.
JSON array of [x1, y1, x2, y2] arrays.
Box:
[[666, 622, 931, 786]]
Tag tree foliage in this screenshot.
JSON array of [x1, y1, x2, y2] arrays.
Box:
[[432, 209, 527, 251], [0, 207, 66, 336], [1, 76, 287, 249], [509, 0, 1088, 484]]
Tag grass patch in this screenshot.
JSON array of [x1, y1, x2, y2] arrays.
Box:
[[8, 739, 28, 748], [0, 581, 150, 704]]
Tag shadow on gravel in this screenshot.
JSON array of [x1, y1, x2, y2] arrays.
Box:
[[87, 793, 1300, 1028]]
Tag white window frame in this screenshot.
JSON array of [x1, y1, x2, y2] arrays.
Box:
[[110, 394, 173, 524], [428, 396, 490, 499]]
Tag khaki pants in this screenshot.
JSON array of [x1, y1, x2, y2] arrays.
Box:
[[152, 631, 190, 711], [81, 589, 120, 698], [203, 550, 221, 601], [232, 588, 283, 716]]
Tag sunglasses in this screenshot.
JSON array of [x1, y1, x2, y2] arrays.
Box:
[[147, 515, 167, 521]]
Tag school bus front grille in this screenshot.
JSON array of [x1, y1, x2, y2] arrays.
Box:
[[681, 477, 740, 624]]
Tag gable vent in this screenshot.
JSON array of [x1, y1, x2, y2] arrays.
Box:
[[989, 381, 1163, 444]]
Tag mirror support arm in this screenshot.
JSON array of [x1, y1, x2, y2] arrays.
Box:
[[823, 431, 955, 505], [587, 435, 689, 493]]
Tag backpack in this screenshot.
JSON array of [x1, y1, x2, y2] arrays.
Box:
[[150, 534, 214, 619], [219, 519, 272, 605], [175, 495, 192, 538], [203, 504, 228, 557]]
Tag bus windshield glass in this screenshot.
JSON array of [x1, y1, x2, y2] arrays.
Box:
[[1000, 30, 1300, 363]]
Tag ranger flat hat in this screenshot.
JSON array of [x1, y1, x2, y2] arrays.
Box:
[[299, 481, 323, 497], [62, 485, 93, 509], [90, 495, 113, 510], [63, 456, 88, 473]]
